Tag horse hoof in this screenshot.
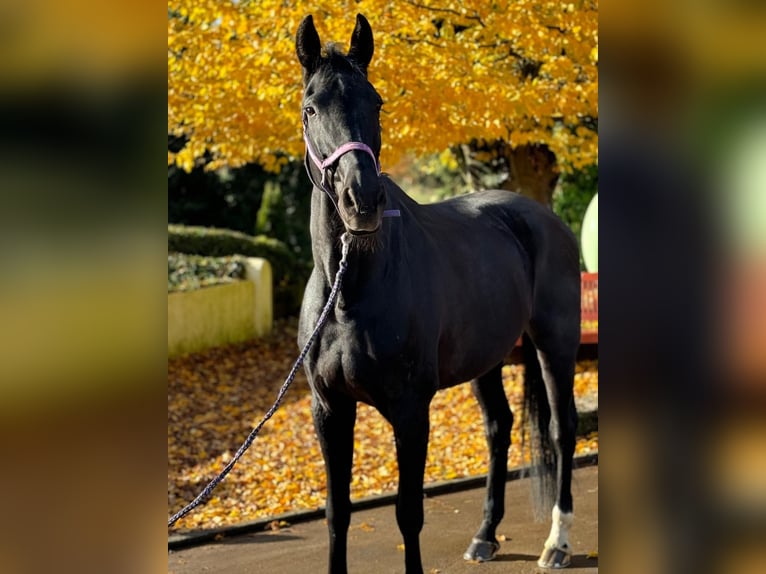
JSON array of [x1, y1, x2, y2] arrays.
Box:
[[463, 538, 500, 562], [537, 545, 572, 569]]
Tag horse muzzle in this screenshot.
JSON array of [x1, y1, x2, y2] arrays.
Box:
[[338, 184, 385, 235]]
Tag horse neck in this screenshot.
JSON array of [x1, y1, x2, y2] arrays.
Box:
[[309, 192, 343, 278], [309, 190, 393, 296]]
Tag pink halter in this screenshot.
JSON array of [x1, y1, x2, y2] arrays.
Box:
[[303, 128, 400, 218], [304, 133, 380, 176], [303, 127, 380, 184]]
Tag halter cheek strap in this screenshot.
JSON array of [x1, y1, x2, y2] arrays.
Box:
[[303, 128, 400, 218]]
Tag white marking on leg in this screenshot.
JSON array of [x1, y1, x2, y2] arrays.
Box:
[[544, 504, 574, 550]]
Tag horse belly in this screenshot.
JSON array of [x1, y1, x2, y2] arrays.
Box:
[[438, 318, 524, 388], [436, 264, 530, 388]]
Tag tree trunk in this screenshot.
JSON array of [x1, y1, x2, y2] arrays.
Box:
[[497, 144, 559, 208], [454, 140, 559, 208]]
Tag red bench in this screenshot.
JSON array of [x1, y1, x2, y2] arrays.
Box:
[[514, 272, 598, 346], [580, 272, 598, 344]]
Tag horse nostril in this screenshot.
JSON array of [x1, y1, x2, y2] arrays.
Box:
[[342, 187, 374, 215], [341, 187, 378, 216], [341, 187, 359, 211]]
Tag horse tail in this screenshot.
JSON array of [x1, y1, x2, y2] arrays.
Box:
[[521, 332, 556, 522]]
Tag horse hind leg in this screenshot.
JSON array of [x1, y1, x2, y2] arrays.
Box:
[[463, 363, 512, 563], [525, 324, 579, 568]]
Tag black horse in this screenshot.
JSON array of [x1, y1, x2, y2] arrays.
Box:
[[296, 14, 580, 573]]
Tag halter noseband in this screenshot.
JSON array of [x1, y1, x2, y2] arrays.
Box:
[[304, 133, 380, 178], [303, 124, 400, 219]]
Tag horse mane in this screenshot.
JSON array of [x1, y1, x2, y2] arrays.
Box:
[[320, 43, 365, 76], [380, 174, 417, 209]]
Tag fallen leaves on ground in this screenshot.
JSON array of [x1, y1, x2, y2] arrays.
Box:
[[168, 319, 598, 532]]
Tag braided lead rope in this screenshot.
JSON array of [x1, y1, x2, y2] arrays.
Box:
[[168, 234, 352, 528]]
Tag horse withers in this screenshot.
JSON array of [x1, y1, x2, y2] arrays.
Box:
[[296, 14, 581, 574]]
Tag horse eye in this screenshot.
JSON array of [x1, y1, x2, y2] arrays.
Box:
[[304, 106, 316, 117]]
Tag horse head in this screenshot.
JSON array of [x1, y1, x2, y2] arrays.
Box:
[[296, 14, 386, 236]]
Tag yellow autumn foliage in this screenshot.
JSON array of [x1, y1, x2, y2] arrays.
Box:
[[168, 0, 598, 172], [167, 320, 598, 530]]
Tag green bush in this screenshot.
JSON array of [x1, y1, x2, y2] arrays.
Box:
[[168, 155, 312, 260], [552, 165, 598, 269], [168, 253, 247, 292], [168, 225, 311, 318], [255, 180, 312, 260]]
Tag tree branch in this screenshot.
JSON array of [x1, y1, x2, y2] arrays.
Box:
[[405, 0, 485, 27], [392, 34, 444, 48], [544, 24, 566, 34]]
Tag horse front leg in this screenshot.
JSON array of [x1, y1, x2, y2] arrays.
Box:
[[392, 402, 430, 574], [464, 364, 513, 562], [312, 391, 357, 574]]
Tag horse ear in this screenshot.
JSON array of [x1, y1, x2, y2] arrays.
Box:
[[347, 14, 374, 74], [296, 15, 322, 76]]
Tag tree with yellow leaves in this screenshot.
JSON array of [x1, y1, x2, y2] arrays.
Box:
[[168, 1, 597, 202]]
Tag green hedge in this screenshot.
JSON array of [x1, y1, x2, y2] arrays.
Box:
[[168, 225, 311, 318]]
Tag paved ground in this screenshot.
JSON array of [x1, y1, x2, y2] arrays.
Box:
[[168, 465, 598, 573]]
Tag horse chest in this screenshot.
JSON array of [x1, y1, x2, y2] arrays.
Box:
[[310, 317, 425, 404]]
